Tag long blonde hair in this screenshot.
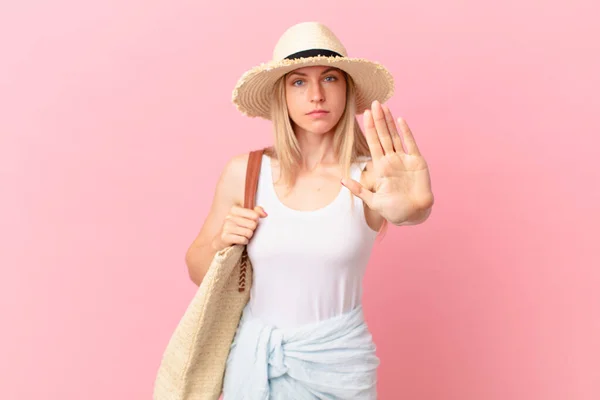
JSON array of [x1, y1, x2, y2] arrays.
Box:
[[266, 69, 388, 235], [267, 71, 369, 186]]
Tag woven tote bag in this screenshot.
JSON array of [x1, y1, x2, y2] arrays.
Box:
[[153, 148, 264, 400]]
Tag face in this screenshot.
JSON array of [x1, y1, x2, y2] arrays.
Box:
[[284, 65, 347, 135]]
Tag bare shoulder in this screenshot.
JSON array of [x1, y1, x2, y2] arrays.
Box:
[[183, 151, 252, 265], [218, 152, 250, 207], [223, 152, 250, 181]]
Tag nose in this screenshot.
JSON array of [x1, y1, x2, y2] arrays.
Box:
[[308, 82, 325, 103]]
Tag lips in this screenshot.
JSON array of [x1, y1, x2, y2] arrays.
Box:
[[307, 110, 329, 115]]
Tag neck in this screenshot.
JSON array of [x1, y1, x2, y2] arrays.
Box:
[[293, 126, 337, 171]]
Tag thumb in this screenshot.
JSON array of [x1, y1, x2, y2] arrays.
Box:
[[341, 178, 374, 207], [254, 206, 268, 218]]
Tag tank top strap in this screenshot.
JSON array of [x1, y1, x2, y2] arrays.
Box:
[[351, 156, 371, 181], [253, 154, 276, 208], [258, 154, 271, 184]]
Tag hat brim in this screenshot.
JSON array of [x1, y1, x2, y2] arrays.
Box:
[[231, 55, 395, 120]]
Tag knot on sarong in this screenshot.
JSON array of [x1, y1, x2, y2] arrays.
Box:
[[267, 329, 288, 379]]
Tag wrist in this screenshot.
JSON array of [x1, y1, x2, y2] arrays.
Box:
[[210, 235, 225, 253], [210, 236, 220, 253]]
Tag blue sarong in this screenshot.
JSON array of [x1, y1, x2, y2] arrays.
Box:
[[222, 304, 379, 399]]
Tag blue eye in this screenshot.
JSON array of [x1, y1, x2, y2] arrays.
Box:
[[291, 76, 337, 86]]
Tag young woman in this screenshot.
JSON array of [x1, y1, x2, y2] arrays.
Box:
[[185, 22, 434, 399]]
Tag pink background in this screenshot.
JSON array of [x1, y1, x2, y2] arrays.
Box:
[[1, 0, 598, 399]]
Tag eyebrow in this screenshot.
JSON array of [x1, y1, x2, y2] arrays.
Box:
[[287, 68, 340, 78]]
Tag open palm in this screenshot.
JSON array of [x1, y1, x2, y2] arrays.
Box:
[[343, 101, 434, 224]]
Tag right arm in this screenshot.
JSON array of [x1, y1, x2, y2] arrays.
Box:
[[184, 153, 266, 286]]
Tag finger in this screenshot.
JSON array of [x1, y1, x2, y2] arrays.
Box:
[[371, 101, 395, 155], [223, 233, 249, 245], [363, 109, 383, 160], [231, 206, 263, 220], [229, 216, 258, 231], [382, 105, 405, 153], [341, 178, 374, 208], [397, 117, 421, 155], [254, 206, 268, 218], [225, 224, 255, 240]]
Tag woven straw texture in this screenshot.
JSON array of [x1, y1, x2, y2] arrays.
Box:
[[231, 22, 395, 120], [153, 244, 253, 400]]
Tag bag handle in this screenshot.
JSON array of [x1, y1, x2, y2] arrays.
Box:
[[243, 149, 265, 209], [238, 148, 264, 293]]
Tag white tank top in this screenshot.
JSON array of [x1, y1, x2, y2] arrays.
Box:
[[246, 154, 379, 329]]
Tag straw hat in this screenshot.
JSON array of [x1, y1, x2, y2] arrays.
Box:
[[231, 21, 395, 119]]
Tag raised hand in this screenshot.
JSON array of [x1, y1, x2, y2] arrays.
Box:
[[342, 100, 434, 225]]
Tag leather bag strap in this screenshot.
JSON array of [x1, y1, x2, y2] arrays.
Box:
[[238, 148, 264, 293], [243, 149, 265, 209]]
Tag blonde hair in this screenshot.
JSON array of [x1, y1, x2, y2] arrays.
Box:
[[267, 69, 388, 236]]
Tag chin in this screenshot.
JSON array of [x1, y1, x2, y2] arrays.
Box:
[[299, 119, 339, 135], [302, 125, 336, 135]]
